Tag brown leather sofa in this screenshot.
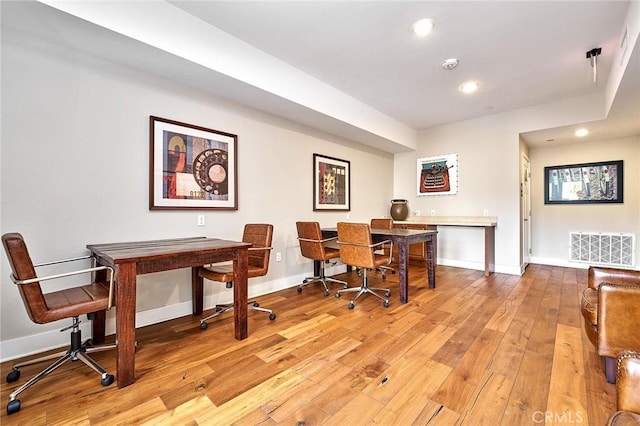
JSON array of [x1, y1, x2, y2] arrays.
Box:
[[607, 351, 640, 425], [581, 266, 640, 383]]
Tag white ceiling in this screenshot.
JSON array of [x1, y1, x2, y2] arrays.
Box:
[[3, 1, 639, 152]]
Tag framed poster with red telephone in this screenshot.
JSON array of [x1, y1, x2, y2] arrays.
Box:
[[149, 116, 238, 210]]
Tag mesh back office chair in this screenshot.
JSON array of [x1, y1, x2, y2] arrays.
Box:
[[296, 221, 347, 296], [335, 222, 392, 309], [369, 218, 396, 279], [2, 233, 116, 415], [196, 224, 275, 329]]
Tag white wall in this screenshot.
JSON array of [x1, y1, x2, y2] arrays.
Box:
[[394, 114, 521, 274], [0, 29, 394, 360], [529, 136, 640, 267]]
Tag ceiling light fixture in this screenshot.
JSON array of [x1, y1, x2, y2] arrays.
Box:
[[442, 58, 459, 70], [575, 128, 589, 137], [586, 47, 602, 83], [412, 19, 434, 37], [459, 81, 479, 94]]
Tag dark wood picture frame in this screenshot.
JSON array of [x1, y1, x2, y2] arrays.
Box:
[[149, 116, 238, 210], [544, 160, 623, 204], [313, 153, 351, 211]]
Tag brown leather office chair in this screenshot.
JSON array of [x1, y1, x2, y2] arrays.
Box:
[[370, 218, 396, 279], [296, 221, 347, 296], [335, 222, 391, 309], [581, 266, 640, 383], [2, 233, 116, 415], [196, 224, 275, 329], [607, 351, 640, 425]]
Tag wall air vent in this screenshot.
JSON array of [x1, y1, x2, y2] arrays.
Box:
[[569, 232, 635, 268]]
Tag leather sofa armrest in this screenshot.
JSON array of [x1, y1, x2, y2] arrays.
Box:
[[598, 283, 640, 357], [589, 266, 640, 290], [616, 351, 640, 413]]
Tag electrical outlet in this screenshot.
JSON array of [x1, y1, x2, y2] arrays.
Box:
[[346, 213, 350, 220], [414, 210, 421, 216], [430, 209, 436, 216], [197, 215, 205, 226], [276, 252, 282, 262], [483, 209, 489, 217]]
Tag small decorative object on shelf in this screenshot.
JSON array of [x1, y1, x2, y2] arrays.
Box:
[[390, 199, 409, 221]]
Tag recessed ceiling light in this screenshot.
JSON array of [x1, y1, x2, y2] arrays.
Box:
[[442, 58, 459, 70], [459, 81, 479, 94], [412, 19, 434, 37], [575, 128, 589, 137]]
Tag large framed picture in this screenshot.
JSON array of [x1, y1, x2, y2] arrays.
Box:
[[544, 160, 623, 204], [149, 116, 238, 210], [313, 153, 350, 211]]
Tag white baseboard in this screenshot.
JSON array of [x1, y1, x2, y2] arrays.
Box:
[[437, 258, 521, 276], [530, 256, 590, 269]]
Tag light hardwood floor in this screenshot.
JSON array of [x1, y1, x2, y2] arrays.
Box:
[[1, 264, 617, 425]]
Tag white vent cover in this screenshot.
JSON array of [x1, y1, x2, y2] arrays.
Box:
[[570, 232, 635, 267]]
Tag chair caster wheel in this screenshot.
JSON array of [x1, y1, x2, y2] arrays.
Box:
[[323, 290, 329, 297], [383, 301, 390, 308], [200, 322, 208, 330], [385, 291, 391, 297], [101, 374, 115, 386], [335, 292, 341, 298], [253, 302, 260, 307], [7, 399, 20, 415], [215, 306, 224, 312], [269, 313, 276, 320], [348, 302, 355, 309], [6, 369, 20, 383], [392, 270, 396, 274], [297, 287, 303, 293]]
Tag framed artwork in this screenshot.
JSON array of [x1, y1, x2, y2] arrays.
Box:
[[544, 160, 623, 204], [417, 153, 458, 196], [313, 153, 350, 211], [149, 116, 238, 210]]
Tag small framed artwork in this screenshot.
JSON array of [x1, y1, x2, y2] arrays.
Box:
[[149, 116, 238, 210], [417, 153, 458, 196], [544, 160, 623, 204], [313, 153, 350, 211]]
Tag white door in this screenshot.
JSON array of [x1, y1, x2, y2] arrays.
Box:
[[521, 156, 532, 267]]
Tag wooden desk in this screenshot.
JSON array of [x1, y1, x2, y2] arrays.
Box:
[[323, 227, 437, 303], [396, 216, 497, 277], [87, 237, 251, 388]]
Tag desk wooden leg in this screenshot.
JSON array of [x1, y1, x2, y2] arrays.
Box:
[[233, 248, 249, 340], [398, 242, 408, 304], [91, 267, 107, 344], [192, 267, 204, 315], [427, 238, 436, 289], [484, 226, 495, 277], [115, 262, 137, 388]]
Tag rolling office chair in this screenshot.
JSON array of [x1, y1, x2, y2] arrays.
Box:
[[335, 222, 392, 309], [296, 221, 347, 296], [2, 233, 116, 415], [196, 224, 275, 329], [369, 218, 396, 279]]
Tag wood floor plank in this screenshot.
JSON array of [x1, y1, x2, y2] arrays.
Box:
[[431, 327, 504, 413], [546, 324, 588, 425]]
